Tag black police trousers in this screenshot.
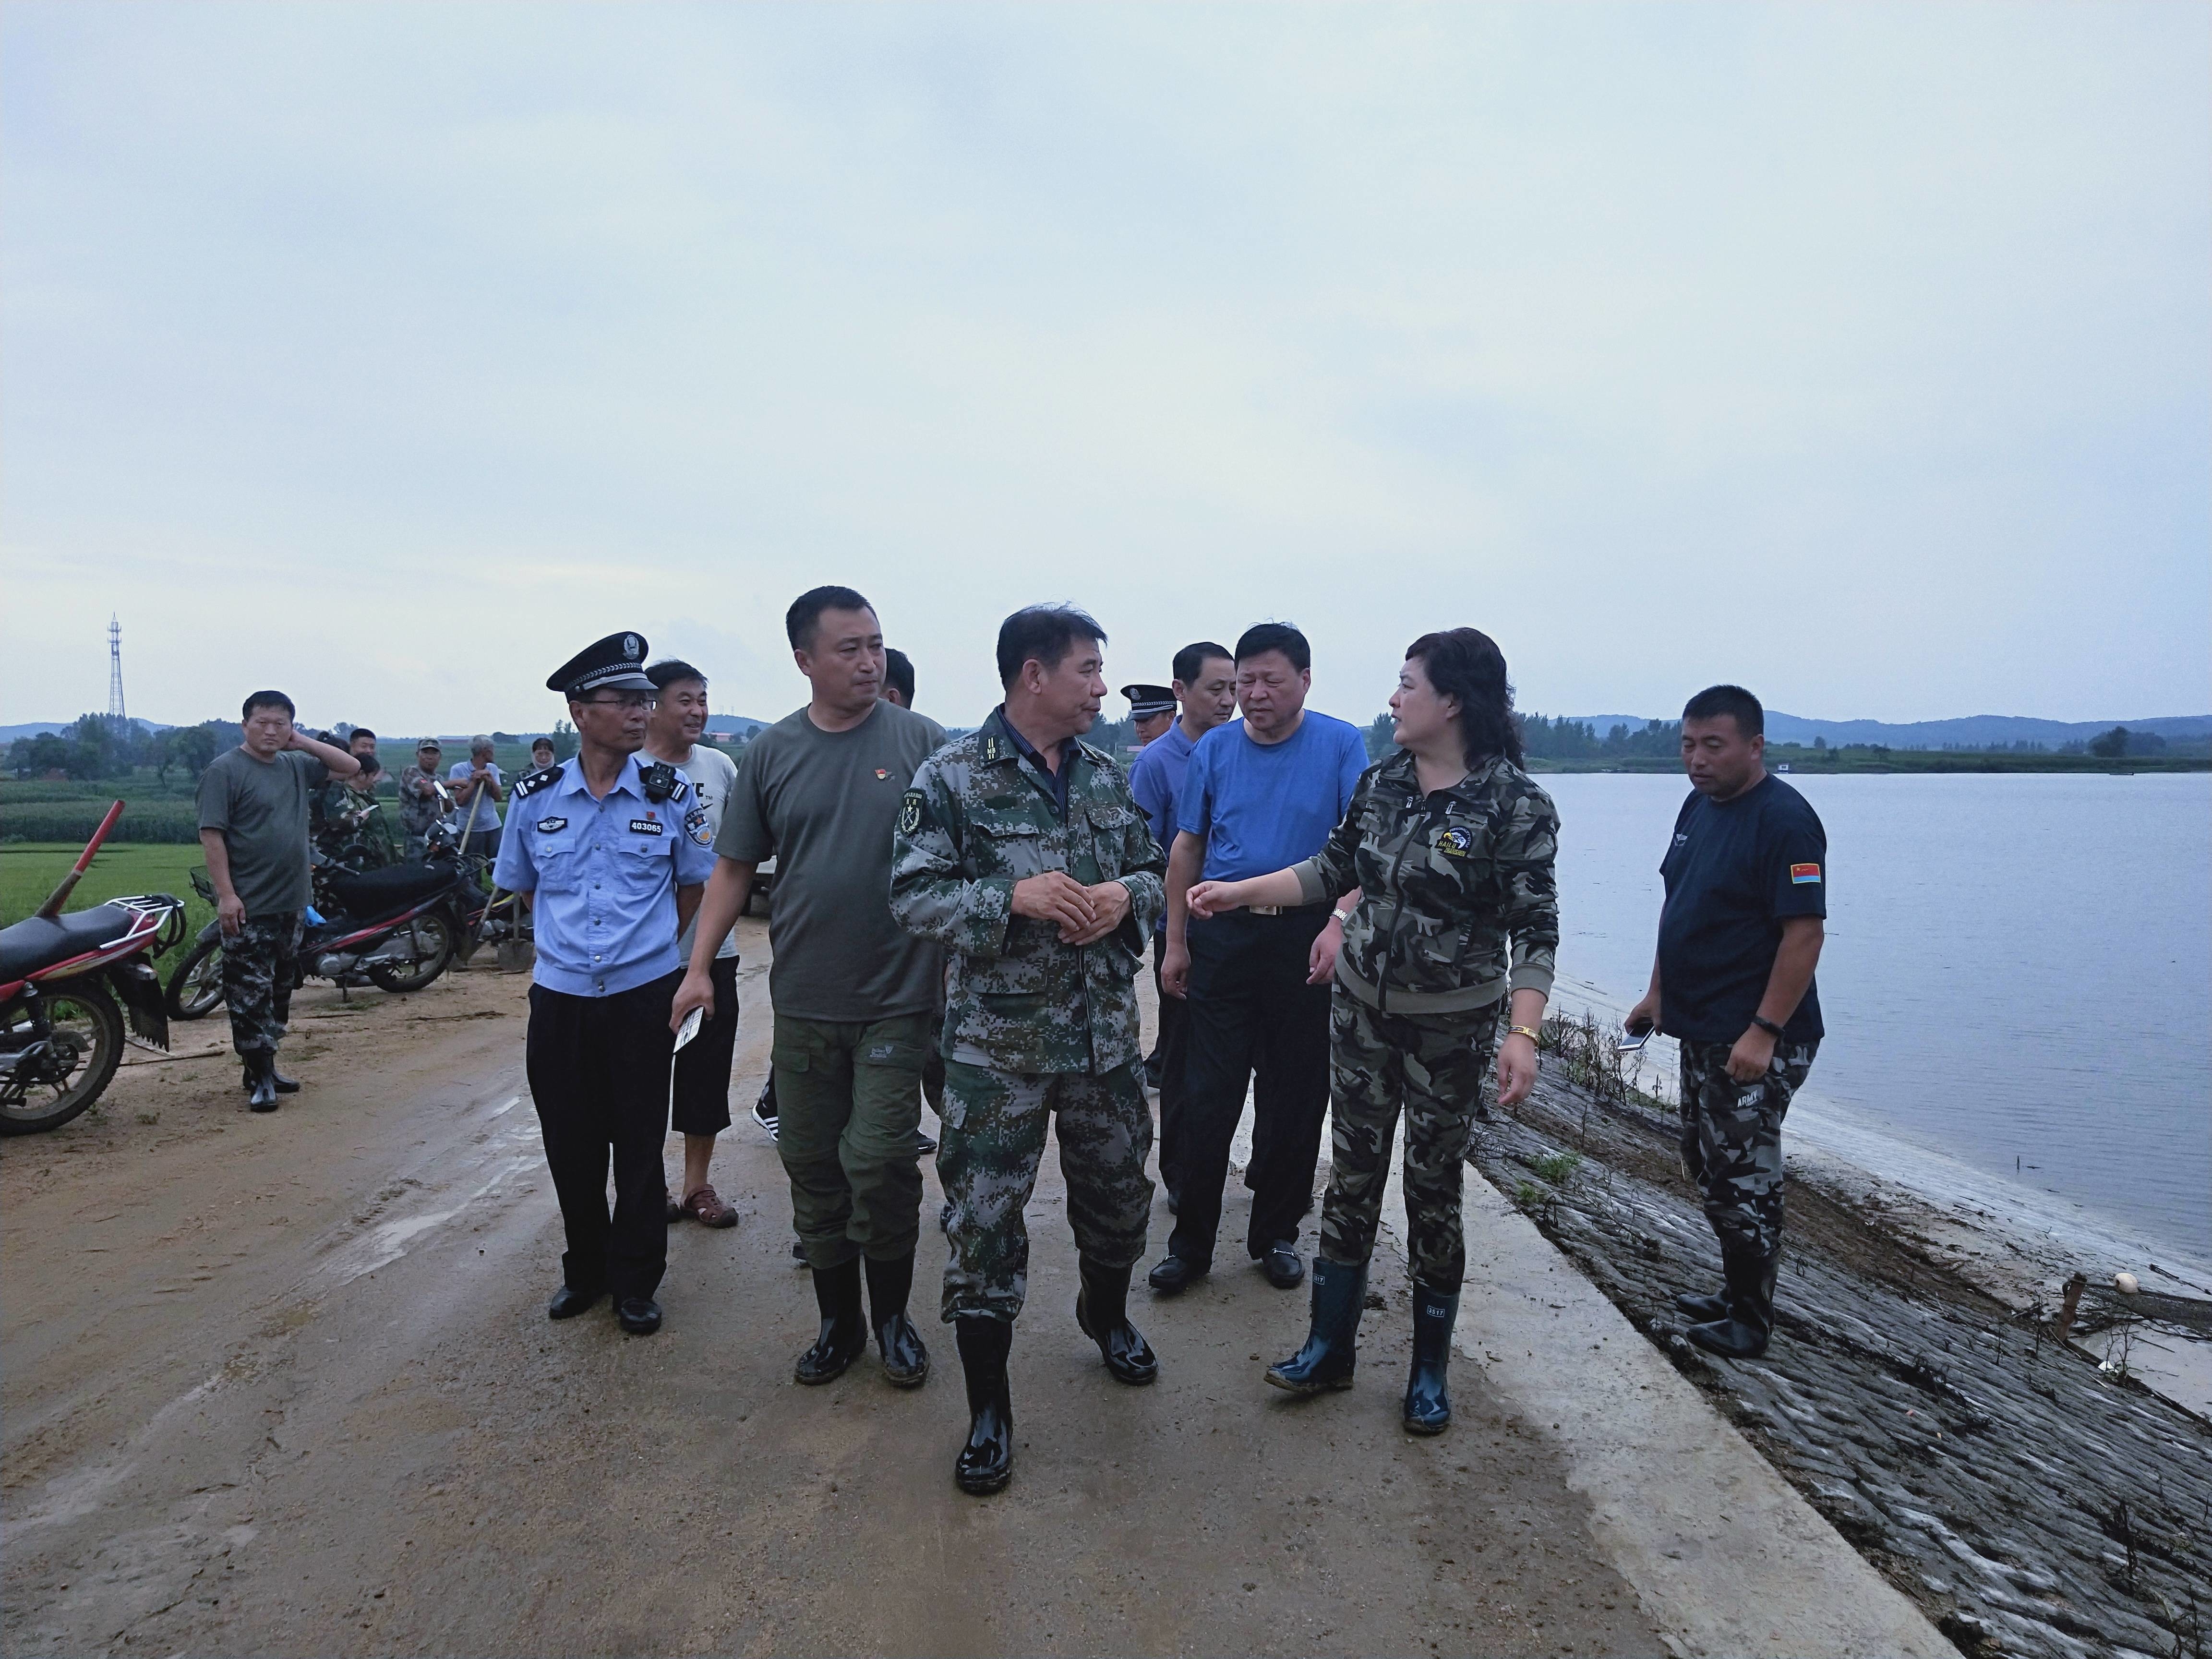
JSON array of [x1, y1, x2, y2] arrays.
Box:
[[526, 971, 679, 1303], [1167, 909, 1332, 1267], [1151, 930, 1190, 1202]]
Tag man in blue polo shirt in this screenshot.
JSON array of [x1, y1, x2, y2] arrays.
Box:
[[1127, 642, 1237, 1209], [494, 632, 717, 1337], [1627, 683, 1827, 1361], [1152, 623, 1368, 1295]]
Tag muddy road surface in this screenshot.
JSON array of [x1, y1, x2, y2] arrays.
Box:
[[4, 920, 1658, 1655]]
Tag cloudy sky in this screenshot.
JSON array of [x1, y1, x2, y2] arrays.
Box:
[[3, 3, 2206, 733]]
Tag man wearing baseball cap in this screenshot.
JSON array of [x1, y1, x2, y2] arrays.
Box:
[[395, 737, 450, 861], [493, 632, 717, 1336]]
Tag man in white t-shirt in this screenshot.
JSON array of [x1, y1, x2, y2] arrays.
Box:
[[644, 660, 744, 1227], [448, 736, 506, 857]]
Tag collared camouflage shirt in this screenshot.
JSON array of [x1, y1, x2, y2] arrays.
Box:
[[1290, 749, 1559, 1015], [889, 708, 1166, 1075]]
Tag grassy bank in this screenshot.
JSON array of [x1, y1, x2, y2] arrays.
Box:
[[0, 842, 216, 936]]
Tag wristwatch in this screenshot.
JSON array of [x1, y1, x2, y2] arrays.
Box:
[[1329, 908, 1354, 927], [1749, 1014, 1785, 1039]]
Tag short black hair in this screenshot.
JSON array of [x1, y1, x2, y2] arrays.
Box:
[[531, 735, 555, 750], [242, 690, 296, 721], [1683, 684, 1764, 738], [1234, 623, 1310, 673], [349, 726, 377, 745], [1172, 640, 1233, 685], [885, 647, 915, 705], [786, 585, 875, 651], [646, 658, 707, 692], [996, 605, 1106, 689]]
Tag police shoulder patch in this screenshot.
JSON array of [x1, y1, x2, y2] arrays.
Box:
[[898, 789, 924, 837], [514, 764, 565, 799], [683, 805, 712, 846]]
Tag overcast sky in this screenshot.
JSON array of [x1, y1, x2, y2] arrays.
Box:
[[3, 3, 2206, 734]]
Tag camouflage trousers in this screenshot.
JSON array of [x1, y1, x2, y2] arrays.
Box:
[[222, 913, 302, 1058], [1677, 1037, 1820, 1259], [1318, 990, 1498, 1289], [937, 1058, 1154, 1323]]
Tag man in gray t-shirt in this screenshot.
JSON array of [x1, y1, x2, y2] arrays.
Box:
[[195, 690, 360, 1110], [672, 586, 947, 1395]]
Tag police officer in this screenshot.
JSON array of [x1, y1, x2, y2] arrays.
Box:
[[889, 605, 1167, 1496], [493, 632, 717, 1335], [1121, 683, 1176, 748]]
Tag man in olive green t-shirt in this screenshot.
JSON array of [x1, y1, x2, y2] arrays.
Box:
[[196, 690, 360, 1111], [671, 586, 947, 1395]]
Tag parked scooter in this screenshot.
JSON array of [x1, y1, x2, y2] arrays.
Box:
[[0, 803, 187, 1135], [167, 789, 490, 1019]]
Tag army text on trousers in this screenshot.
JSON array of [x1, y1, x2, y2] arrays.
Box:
[[887, 708, 1167, 1322]]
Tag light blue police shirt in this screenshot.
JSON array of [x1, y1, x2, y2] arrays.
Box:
[[491, 754, 718, 997]]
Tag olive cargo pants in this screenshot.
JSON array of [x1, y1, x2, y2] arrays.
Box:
[[772, 1011, 930, 1269]]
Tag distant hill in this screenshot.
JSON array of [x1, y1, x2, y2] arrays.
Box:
[[1, 719, 180, 742], [1561, 712, 2212, 749]]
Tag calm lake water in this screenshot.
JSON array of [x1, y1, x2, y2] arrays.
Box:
[[1541, 771, 2212, 1263]]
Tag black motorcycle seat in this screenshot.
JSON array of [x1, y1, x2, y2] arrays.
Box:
[[325, 864, 452, 921], [0, 905, 137, 983]]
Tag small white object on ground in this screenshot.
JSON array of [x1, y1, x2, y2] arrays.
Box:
[[2115, 1271, 2140, 1295]]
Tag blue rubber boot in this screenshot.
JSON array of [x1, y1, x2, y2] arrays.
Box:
[[1264, 1256, 1365, 1395], [1403, 1283, 1460, 1435]]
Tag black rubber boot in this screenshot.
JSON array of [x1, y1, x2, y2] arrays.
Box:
[[953, 1316, 1014, 1495], [1673, 1288, 1729, 1322], [242, 1060, 301, 1094], [865, 1252, 930, 1389], [793, 1257, 867, 1384], [1265, 1255, 1365, 1395], [1403, 1282, 1459, 1435], [1075, 1257, 1158, 1386], [1685, 1244, 1777, 1359], [243, 1051, 280, 1113]]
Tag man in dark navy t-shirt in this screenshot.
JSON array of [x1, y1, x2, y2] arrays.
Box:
[[1627, 684, 1826, 1360]]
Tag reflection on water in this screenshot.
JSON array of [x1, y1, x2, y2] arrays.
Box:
[[1541, 771, 2212, 1260]]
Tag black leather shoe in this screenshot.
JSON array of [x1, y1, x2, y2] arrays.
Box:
[[914, 1132, 938, 1156], [865, 1252, 930, 1388], [1260, 1240, 1305, 1289], [795, 1257, 868, 1384], [547, 1285, 603, 1320], [953, 1316, 1014, 1495], [1146, 1253, 1207, 1296], [1674, 1289, 1730, 1323], [243, 1052, 280, 1113], [617, 1297, 662, 1335], [1076, 1258, 1158, 1386]]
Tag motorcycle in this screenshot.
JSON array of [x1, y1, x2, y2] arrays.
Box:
[[167, 795, 491, 1019], [0, 803, 187, 1136]]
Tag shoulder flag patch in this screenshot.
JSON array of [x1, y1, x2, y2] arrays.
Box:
[[1790, 862, 1822, 884]]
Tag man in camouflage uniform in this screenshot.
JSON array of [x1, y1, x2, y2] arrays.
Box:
[[888, 605, 1166, 1496], [394, 738, 449, 860]]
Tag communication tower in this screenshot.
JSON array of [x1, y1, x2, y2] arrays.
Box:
[[108, 614, 126, 724]]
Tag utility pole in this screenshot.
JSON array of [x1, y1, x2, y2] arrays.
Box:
[[108, 614, 127, 725]]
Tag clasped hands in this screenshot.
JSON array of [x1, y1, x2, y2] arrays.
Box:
[[1011, 872, 1131, 945]]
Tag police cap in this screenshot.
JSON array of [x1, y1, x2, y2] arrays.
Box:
[[1122, 683, 1176, 721], [547, 632, 657, 697]]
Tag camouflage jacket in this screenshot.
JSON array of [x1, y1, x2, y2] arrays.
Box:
[[889, 709, 1166, 1075], [1290, 750, 1559, 1015]]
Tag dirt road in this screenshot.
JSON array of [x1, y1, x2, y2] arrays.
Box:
[[3, 923, 1666, 1655]]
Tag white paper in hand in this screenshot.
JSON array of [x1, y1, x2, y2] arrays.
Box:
[[673, 1006, 704, 1053]]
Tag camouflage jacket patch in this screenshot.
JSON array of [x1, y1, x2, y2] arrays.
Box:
[[1291, 750, 1560, 1010], [888, 710, 1166, 1075]]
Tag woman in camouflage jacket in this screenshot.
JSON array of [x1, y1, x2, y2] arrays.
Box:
[[1185, 627, 1559, 1435]]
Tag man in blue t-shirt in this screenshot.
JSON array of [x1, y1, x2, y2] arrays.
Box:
[[1127, 642, 1238, 1207], [1627, 683, 1827, 1361], [1151, 623, 1369, 1296]]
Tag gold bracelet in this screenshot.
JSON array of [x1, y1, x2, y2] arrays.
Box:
[[1507, 1024, 1542, 1043]]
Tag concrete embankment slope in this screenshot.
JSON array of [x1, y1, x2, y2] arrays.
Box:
[[1427, 1157, 1949, 1656]]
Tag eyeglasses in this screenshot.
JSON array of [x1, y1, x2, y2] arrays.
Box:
[[578, 694, 658, 710]]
